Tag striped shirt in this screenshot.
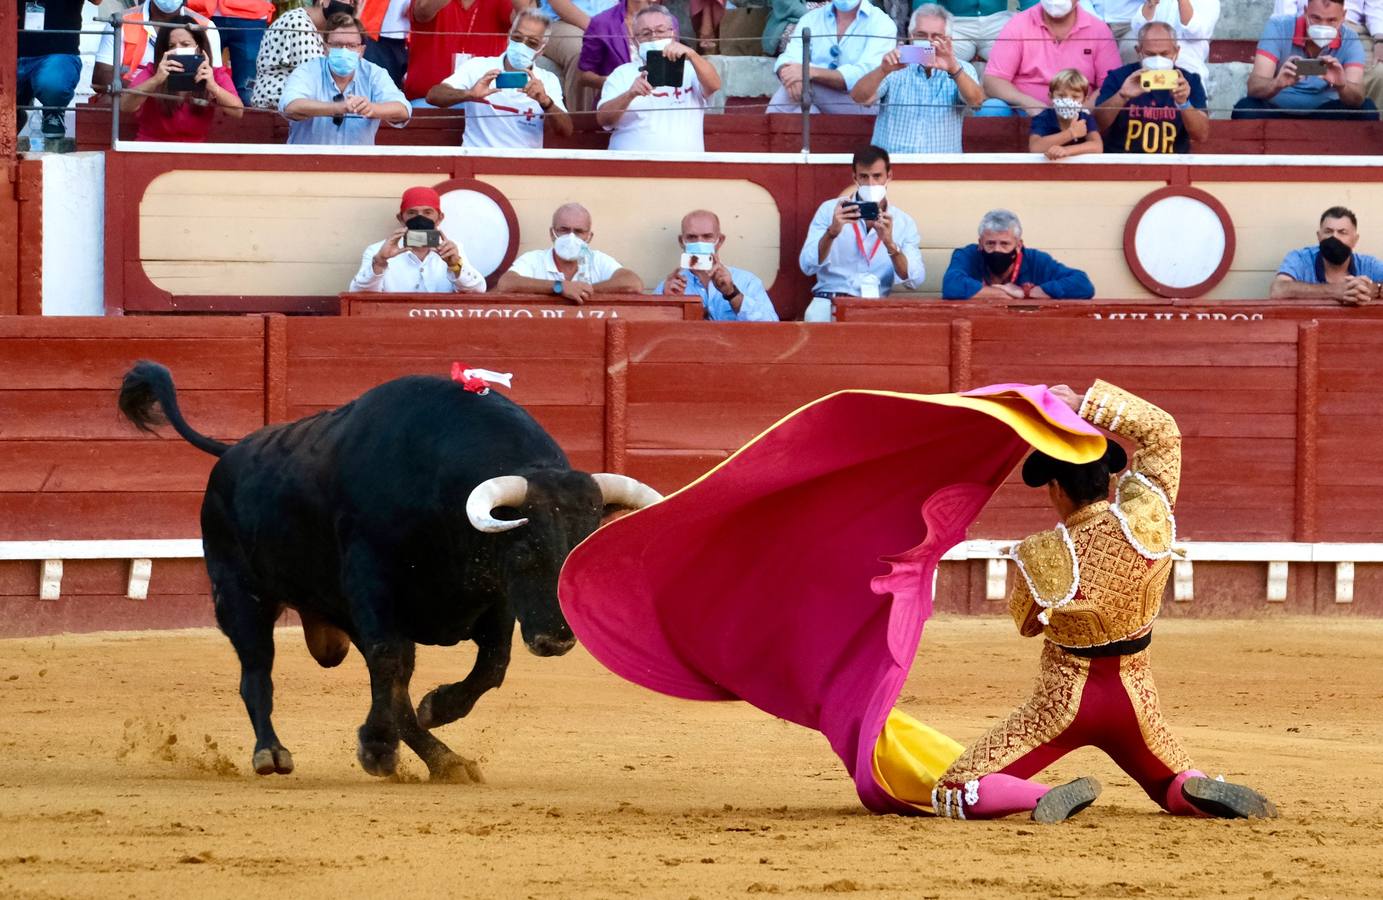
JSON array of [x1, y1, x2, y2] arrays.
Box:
[[869, 60, 978, 154]]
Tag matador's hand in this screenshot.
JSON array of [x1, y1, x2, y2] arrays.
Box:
[[1049, 383, 1082, 412]]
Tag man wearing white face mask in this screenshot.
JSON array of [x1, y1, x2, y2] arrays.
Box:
[[977, 0, 1120, 117], [654, 209, 779, 322], [497, 203, 644, 303], [92, 0, 222, 95], [427, 11, 574, 149], [1273, 0, 1383, 113], [1235, 0, 1377, 119], [1095, 21, 1209, 153], [596, 4, 722, 152], [768, 0, 897, 115]]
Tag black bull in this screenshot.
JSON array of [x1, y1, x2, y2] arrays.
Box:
[[117, 362, 660, 781]]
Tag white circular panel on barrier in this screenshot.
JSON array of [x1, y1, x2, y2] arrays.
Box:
[[1132, 195, 1227, 290], [439, 190, 510, 277]]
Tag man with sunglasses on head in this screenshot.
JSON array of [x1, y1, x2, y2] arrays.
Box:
[[279, 13, 409, 145], [767, 0, 896, 114], [427, 10, 574, 149]]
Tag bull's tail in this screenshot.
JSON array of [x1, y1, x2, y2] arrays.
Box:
[[118, 360, 231, 457]]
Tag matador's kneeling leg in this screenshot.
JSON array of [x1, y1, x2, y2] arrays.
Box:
[[938, 773, 1102, 823], [1172, 771, 1278, 819]]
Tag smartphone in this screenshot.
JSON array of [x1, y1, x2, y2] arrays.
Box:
[[1293, 57, 1328, 77], [644, 50, 686, 88], [1139, 68, 1179, 91], [680, 251, 713, 272], [495, 70, 529, 89], [166, 53, 203, 92], [404, 229, 443, 248], [899, 43, 934, 66], [851, 200, 880, 222]]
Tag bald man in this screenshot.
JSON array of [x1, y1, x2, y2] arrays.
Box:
[[654, 210, 779, 322], [498, 202, 643, 303]]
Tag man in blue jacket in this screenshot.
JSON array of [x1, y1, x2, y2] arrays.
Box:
[[942, 209, 1095, 300]]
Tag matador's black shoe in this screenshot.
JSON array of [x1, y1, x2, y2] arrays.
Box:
[[1032, 776, 1102, 824], [1181, 777, 1279, 819]]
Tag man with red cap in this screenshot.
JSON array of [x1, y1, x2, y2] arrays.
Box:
[[349, 186, 486, 293]]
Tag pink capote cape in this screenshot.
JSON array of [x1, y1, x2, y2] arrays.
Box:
[[557, 385, 1105, 813]]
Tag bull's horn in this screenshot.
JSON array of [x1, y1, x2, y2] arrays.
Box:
[[466, 476, 530, 533], [592, 473, 663, 510]]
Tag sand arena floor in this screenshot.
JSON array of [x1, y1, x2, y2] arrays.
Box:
[[1, 616, 1381, 899]]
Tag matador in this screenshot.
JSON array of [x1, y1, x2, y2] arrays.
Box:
[[930, 380, 1279, 823]]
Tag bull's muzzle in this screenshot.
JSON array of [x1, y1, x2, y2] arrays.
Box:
[[526, 634, 577, 657]]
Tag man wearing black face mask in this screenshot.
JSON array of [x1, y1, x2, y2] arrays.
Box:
[[1272, 206, 1383, 305], [349, 186, 485, 293], [942, 208, 1095, 301]]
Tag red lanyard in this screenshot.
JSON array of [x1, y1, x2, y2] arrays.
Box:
[[851, 222, 882, 262]]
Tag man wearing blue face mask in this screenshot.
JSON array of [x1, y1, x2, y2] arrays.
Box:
[[92, 0, 222, 96], [426, 11, 574, 149], [279, 13, 410, 145], [654, 210, 779, 322], [497, 203, 644, 303], [767, 0, 897, 115]]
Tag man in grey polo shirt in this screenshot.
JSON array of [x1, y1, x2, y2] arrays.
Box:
[[1233, 0, 1379, 119], [1271, 206, 1383, 304]]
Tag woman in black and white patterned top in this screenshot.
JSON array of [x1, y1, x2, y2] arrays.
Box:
[[251, 0, 335, 109]]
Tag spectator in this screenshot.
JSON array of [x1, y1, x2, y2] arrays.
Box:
[[1274, 0, 1383, 113], [497, 203, 644, 300], [1028, 68, 1103, 159], [799, 145, 923, 322], [654, 210, 780, 321], [120, 17, 244, 141], [280, 13, 410, 144], [596, 4, 721, 152], [364, 0, 412, 87], [935, 0, 1037, 64], [251, 0, 333, 110], [93, 0, 222, 96], [403, 0, 530, 102], [851, 5, 983, 153], [767, 0, 898, 114], [977, 0, 1119, 116], [942, 208, 1094, 299], [349, 186, 485, 293], [1235, 0, 1377, 120], [1271, 206, 1383, 304], [191, 0, 273, 103], [1095, 21, 1209, 153], [537, 0, 620, 113], [16, 0, 92, 147], [427, 11, 574, 148], [578, 0, 650, 101], [1129, 0, 1220, 79]]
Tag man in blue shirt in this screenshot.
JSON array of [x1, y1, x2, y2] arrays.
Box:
[[942, 208, 1094, 299], [280, 14, 410, 145], [654, 210, 780, 322], [1233, 0, 1379, 119], [767, 0, 898, 114], [1095, 21, 1210, 154], [1271, 206, 1383, 304]]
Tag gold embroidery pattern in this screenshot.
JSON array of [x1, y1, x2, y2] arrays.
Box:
[[939, 642, 1088, 788], [1116, 476, 1175, 557], [1042, 514, 1166, 648], [1015, 530, 1076, 606], [1118, 649, 1195, 774]]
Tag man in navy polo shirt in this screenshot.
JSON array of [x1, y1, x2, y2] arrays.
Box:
[[1096, 22, 1210, 154], [1271, 206, 1383, 304], [1233, 0, 1378, 119]]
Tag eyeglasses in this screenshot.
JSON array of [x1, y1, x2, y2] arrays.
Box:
[[633, 25, 676, 41], [327, 41, 363, 50], [331, 91, 344, 126]]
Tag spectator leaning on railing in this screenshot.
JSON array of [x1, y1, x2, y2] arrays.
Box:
[[1095, 20, 1208, 154], [1129, 0, 1219, 80], [428, 11, 574, 148], [942, 208, 1094, 299], [1028, 68, 1103, 159], [767, 0, 898, 115], [850, 4, 983, 154], [1234, 0, 1378, 120], [121, 15, 244, 141], [279, 13, 410, 144], [654, 210, 780, 322], [93, 0, 223, 96], [1271, 206, 1383, 305], [1273, 0, 1383, 113], [932, 0, 1036, 64], [16, 0, 93, 146], [977, 0, 1120, 117], [403, 0, 529, 102], [349, 186, 486, 294], [497, 203, 644, 301], [596, 4, 721, 153]]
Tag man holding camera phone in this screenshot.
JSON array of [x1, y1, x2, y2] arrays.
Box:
[[349, 186, 485, 293], [426, 11, 574, 149], [1233, 0, 1378, 119], [1095, 21, 1209, 154], [654, 210, 779, 322], [596, 4, 721, 152], [799, 145, 923, 322]]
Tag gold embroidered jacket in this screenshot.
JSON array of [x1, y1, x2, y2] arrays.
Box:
[[1009, 380, 1180, 648]]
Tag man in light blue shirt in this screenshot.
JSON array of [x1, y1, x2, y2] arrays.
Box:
[[654, 210, 779, 322], [851, 5, 984, 153], [279, 14, 410, 146], [1271, 205, 1383, 303], [799, 145, 924, 321], [1234, 3, 1377, 119], [768, 0, 898, 114]]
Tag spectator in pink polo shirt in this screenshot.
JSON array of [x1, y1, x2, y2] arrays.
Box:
[[976, 0, 1121, 116]]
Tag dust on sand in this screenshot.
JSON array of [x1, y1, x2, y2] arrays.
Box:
[[1, 617, 1381, 898]]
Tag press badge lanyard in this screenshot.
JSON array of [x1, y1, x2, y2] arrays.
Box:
[[851, 222, 882, 263]]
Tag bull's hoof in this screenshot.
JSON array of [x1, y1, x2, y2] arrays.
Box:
[[252, 746, 295, 776], [428, 752, 484, 784], [357, 742, 399, 778]]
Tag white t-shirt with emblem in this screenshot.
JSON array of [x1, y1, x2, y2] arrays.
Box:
[[597, 58, 708, 153], [442, 55, 566, 150], [508, 247, 625, 285]]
